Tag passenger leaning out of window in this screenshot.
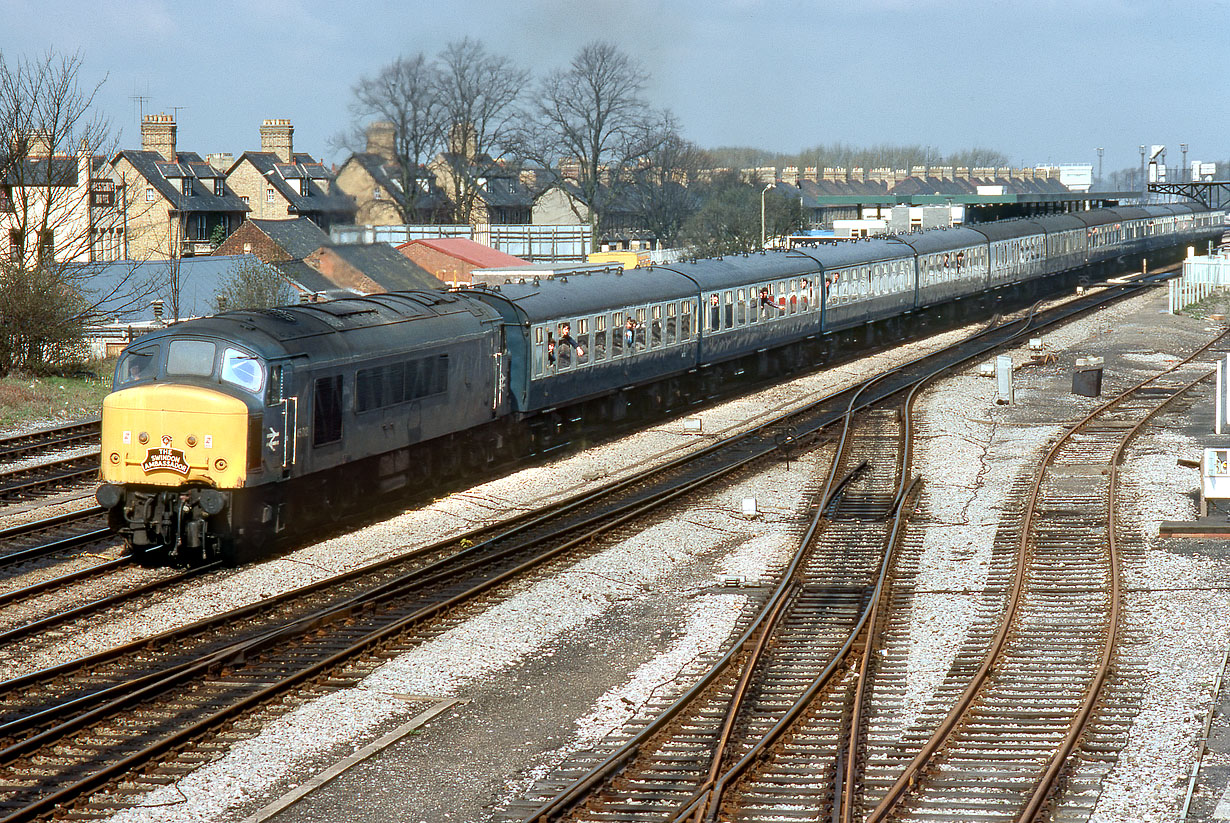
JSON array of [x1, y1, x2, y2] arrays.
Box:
[[555, 322, 583, 367], [759, 287, 782, 317]]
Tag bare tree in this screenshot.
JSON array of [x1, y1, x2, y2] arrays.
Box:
[[630, 134, 708, 248], [680, 173, 804, 258], [433, 38, 527, 224], [213, 258, 296, 313], [510, 41, 675, 249], [0, 50, 153, 375], [349, 54, 447, 222]]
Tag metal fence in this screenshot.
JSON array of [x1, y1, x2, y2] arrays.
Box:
[[329, 223, 593, 262], [1169, 254, 1230, 313]]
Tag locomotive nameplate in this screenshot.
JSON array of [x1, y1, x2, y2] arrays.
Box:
[[141, 447, 190, 476]]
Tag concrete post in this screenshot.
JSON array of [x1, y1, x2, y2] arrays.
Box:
[[996, 355, 1013, 405]]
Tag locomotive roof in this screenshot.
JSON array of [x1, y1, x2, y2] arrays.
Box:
[[127, 291, 499, 364]]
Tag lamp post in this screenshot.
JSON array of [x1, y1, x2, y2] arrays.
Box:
[[1181, 143, 1189, 182], [1096, 147, 1103, 190], [761, 182, 774, 249], [1139, 145, 1146, 197]]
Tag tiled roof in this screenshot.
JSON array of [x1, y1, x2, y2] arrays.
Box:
[[232, 151, 355, 217], [248, 217, 330, 260], [116, 150, 249, 214], [346, 153, 449, 212], [0, 155, 79, 186], [397, 237, 527, 268], [317, 243, 443, 292]]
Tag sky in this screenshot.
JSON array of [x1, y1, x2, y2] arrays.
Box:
[[2, 0, 1227, 177]]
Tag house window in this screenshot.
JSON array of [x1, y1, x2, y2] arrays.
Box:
[[38, 230, 54, 263], [241, 196, 250, 205], [214, 178, 224, 196], [182, 177, 193, 196], [8, 230, 22, 263], [298, 178, 307, 196], [145, 187, 155, 202], [373, 187, 383, 200], [266, 188, 275, 203]]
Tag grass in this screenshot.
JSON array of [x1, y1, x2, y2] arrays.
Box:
[[0, 360, 115, 431]]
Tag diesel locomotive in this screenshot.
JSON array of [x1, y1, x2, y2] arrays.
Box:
[[96, 203, 1225, 565]]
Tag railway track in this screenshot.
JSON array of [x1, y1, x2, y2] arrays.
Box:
[[859, 331, 1229, 823], [0, 507, 113, 574], [0, 451, 99, 506], [0, 419, 99, 465], [0, 280, 1173, 821], [506, 315, 939, 822]]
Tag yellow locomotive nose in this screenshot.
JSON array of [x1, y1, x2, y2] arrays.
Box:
[[101, 384, 252, 489]]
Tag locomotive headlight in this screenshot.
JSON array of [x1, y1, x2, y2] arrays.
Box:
[[186, 435, 198, 447], [109, 452, 120, 464], [214, 458, 228, 471], [138, 432, 149, 444]]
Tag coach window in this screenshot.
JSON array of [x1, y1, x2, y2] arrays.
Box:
[[650, 305, 662, 347], [736, 289, 747, 325], [722, 291, 733, 329], [312, 375, 343, 447], [634, 308, 648, 350], [575, 318, 589, 366], [555, 320, 577, 370], [666, 302, 677, 344], [708, 293, 721, 332], [594, 315, 607, 361], [680, 301, 693, 339], [532, 326, 546, 377], [611, 311, 624, 357]]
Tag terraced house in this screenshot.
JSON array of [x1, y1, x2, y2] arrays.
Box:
[[224, 119, 355, 231], [109, 113, 248, 259]]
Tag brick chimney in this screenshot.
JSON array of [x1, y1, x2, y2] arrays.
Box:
[[365, 121, 396, 163], [142, 113, 177, 161], [260, 118, 294, 162]]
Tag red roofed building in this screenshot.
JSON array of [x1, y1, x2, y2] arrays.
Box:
[[396, 237, 528, 286]]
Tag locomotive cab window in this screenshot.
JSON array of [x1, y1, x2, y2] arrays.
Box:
[[167, 339, 216, 377], [115, 344, 160, 388], [221, 348, 265, 394]]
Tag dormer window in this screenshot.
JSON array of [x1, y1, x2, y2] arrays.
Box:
[[182, 177, 192, 196], [298, 178, 307, 196], [214, 178, 224, 196]]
